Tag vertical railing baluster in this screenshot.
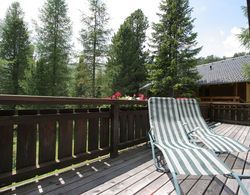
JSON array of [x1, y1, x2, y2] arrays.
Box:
[[110, 103, 119, 158]]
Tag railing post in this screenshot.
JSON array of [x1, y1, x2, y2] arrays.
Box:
[[110, 103, 119, 158], [210, 103, 214, 121]]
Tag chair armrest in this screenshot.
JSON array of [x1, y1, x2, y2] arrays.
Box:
[[189, 126, 204, 134], [208, 122, 221, 131], [148, 129, 156, 142], [187, 129, 197, 136], [182, 123, 201, 135], [148, 129, 160, 148]]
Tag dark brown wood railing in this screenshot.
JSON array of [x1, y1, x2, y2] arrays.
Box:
[[199, 102, 211, 121], [0, 95, 249, 188], [0, 95, 148, 187], [200, 102, 250, 125], [200, 96, 241, 102], [210, 102, 250, 125]]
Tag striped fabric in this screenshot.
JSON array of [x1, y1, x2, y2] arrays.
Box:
[[176, 98, 249, 153], [148, 97, 231, 176]]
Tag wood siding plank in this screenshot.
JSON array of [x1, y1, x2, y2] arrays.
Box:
[[74, 118, 87, 155], [0, 124, 13, 174], [88, 109, 99, 152], [100, 117, 110, 149], [16, 123, 37, 169], [39, 119, 56, 164], [58, 116, 73, 159]]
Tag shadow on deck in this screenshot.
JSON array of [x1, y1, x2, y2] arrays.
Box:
[[2, 123, 250, 195]]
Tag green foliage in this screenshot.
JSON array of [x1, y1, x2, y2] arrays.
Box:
[[238, 28, 250, 50], [35, 0, 72, 96], [80, 0, 110, 97], [20, 45, 37, 95], [243, 63, 250, 79], [237, 6, 250, 79], [148, 0, 201, 97], [106, 9, 149, 96], [237, 6, 250, 49], [74, 55, 92, 97], [233, 52, 248, 57], [197, 53, 248, 66], [0, 19, 2, 37], [197, 55, 223, 65], [0, 59, 7, 89], [96, 69, 110, 97], [0, 2, 32, 94]]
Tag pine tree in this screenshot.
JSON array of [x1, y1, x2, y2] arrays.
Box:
[[95, 69, 107, 97], [0, 2, 32, 94], [35, 0, 72, 96], [20, 45, 37, 95], [0, 19, 4, 71], [148, 0, 201, 97], [238, 6, 250, 79], [74, 55, 92, 97], [106, 9, 149, 96], [80, 0, 110, 97]]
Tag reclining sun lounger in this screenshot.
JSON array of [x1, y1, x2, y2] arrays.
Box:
[[148, 97, 249, 195], [176, 98, 249, 153]]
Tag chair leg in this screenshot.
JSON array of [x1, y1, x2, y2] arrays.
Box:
[[148, 132, 166, 172], [172, 172, 181, 195], [231, 173, 250, 195], [151, 149, 165, 172], [238, 175, 250, 179]]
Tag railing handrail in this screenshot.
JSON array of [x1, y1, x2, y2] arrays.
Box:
[[200, 96, 240, 99], [200, 96, 241, 103], [210, 102, 250, 105], [0, 94, 249, 106], [0, 94, 147, 105]]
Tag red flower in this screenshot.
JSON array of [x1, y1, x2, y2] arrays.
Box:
[[138, 94, 144, 100], [114, 91, 122, 97], [110, 91, 122, 99]]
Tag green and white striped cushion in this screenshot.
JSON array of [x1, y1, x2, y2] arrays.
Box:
[[176, 98, 249, 152], [149, 97, 200, 150], [157, 145, 230, 175], [148, 97, 231, 175]]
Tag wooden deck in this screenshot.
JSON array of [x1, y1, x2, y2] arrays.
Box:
[[2, 123, 250, 195]]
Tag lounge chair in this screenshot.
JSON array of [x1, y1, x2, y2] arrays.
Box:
[[176, 98, 249, 153], [148, 97, 249, 195]]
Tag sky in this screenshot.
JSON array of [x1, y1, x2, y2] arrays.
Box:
[[0, 0, 248, 57]]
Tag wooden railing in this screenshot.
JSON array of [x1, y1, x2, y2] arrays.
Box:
[[0, 95, 149, 187], [210, 102, 250, 125], [0, 95, 249, 188], [199, 102, 211, 121], [200, 96, 241, 102], [200, 102, 250, 125]]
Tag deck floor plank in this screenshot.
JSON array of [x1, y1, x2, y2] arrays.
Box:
[[204, 153, 234, 195], [154, 176, 187, 195], [116, 169, 163, 195], [84, 159, 154, 194], [180, 124, 244, 195], [48, 149, 152, 194], [2, 123, 250, 195], [135, 173, 172, 195], [236, 126, 250, 195], [7, 146, 149, 195], [216, 124, 234, 135], [221, 125, 250, 195]]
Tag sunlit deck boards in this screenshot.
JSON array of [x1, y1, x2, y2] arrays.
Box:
[[3, 123, 250, 195]]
